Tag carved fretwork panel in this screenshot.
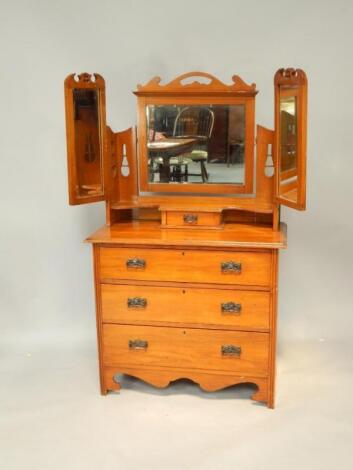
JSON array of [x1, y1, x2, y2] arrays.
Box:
[[114, 127, 138, 204]]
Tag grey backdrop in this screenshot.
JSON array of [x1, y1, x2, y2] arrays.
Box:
[[1, 0, 352, 346], [1, 1, 353, 469]]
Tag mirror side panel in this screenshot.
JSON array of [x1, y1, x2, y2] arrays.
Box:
[[64, 73, 107, 205], [274, 68, 307, 210]]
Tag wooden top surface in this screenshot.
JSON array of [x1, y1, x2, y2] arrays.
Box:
[[110, 199, 275, 214], [86, 221, 287, 249]]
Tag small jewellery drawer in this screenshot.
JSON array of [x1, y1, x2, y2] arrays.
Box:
[[101, 284, 270, 330], [99, 247, 271, 287], [163, 210, 222, 228], [103, 324, 269, 376]]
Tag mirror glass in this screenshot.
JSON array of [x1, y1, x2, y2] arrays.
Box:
[[73, 89, 103, 197], [146, 104, 245, 185], [279, 95, 298, 201]]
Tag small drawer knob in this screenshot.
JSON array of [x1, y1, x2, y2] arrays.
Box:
[[221, 345, 241, 357], [221, 302, 242, 315], [129, 339, 148, 350], [183, 213, 198, 224], [221, 261, 242, 273], [127, 297, 147, 309], [126, 258, 146, 269]]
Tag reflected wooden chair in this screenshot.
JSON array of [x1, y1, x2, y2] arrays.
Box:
[[169, 155, 190, 182], [148, 157, 162, 182], [172, 107, 215, 182], [149, 155, 189, 183]]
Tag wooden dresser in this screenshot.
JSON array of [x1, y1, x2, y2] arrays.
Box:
[[64, 70, 307, 408], [87, 222, 286, 408]]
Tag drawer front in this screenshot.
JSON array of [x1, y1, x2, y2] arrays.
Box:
[[101, 284, 270, 330], [165, 211, 222, 228], [103, 324, 269, 376], [99, 247, 271, 287]]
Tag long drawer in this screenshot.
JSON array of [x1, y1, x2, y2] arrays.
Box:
[[102, 324, 269, 377], [99, 247, 272, 287], [101, 284, 270, 330]]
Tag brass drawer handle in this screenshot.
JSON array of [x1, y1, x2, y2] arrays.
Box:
[[129, 339, 148, 350], [221, 345, 241, 357], [221, 302, 242, 315], [126, 258, 146, 269], [183, 213, 198, 224], [127, 297, 147, 309], [221, 261, 242, 273]]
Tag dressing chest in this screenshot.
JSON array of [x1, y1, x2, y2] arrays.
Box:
[[64, 69, 307, 407]]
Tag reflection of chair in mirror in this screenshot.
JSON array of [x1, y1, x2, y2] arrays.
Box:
[[150, 155, 188, 183], [148, 157, 163, 182], [149, 156, 188, 183], [169, 155, 189, 182], [172, 107, 215, 182]]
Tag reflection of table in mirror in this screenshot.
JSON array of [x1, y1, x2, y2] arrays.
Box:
[[148, 138, 197, 182], [227, 140, 245, 167]]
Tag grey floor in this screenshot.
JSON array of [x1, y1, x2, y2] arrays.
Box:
[[1, 339, 353, 470]]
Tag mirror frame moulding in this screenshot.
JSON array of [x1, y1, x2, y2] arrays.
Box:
[[134, 72, 258, 195]]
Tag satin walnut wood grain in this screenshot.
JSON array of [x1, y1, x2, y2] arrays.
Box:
[[101, 283, 270, 331]]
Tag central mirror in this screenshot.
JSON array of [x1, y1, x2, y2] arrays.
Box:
[[146, 104, 246, 185], [135, 72, 256, 195]]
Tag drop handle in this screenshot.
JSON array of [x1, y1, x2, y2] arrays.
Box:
[[126, 258, 146, 269], [221, 261, 242, 273], [221, 302, 242, 315], [127, 297, 147, 309], [221, 345, 241, 357], [129, 339, 148, 350]]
